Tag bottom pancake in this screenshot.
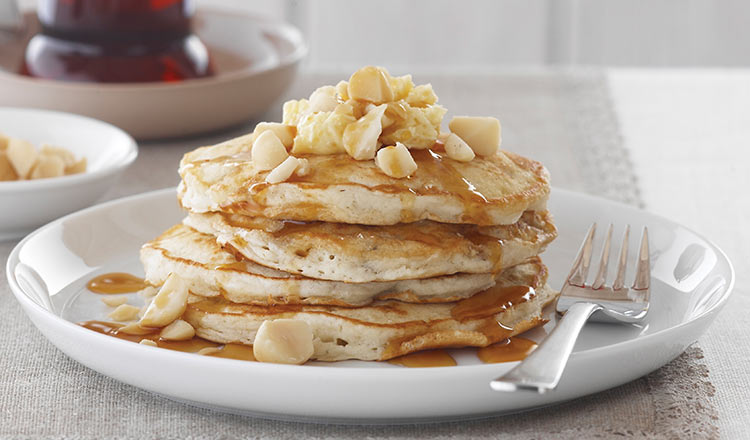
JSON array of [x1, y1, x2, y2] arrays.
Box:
[[182, 260, 557, 361]]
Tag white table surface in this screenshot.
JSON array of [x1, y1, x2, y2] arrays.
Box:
[[609, 68, 750, 439]]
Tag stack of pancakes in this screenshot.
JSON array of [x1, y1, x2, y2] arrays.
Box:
[[140, 132, 558, 362]]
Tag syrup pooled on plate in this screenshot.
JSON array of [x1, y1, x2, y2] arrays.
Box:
[[81, 273, 541, 365], [451, 285, 536, 321], [477, 337, 537, 363], [387, 339, 538, 367], [81, 319, 537, 366], [79, 321, 256, 361], [86, 273, 148, 294], [388, 349, 457, 368]]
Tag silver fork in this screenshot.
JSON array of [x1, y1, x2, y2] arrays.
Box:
[[491, 223, 650, 393]]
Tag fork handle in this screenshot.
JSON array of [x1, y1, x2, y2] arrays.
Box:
[[490, 302, 601, 393]]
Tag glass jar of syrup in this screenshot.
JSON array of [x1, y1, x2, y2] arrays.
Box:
[[22, 0, 213, 83]]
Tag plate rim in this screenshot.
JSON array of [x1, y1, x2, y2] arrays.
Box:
[[6, 186, 735, 375]]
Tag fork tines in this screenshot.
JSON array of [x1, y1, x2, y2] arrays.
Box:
[[566, 223, 650, 291]]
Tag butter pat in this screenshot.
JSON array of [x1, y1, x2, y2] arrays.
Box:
[[292, 106, 356, 155], [139, 273, 188, 328], [282, 99, 311, 126], [448, 116, 501, 156], [380, 103, 445, 150], [389, 74, 414, 101], [375, 142, 417, 178], [253, 319, 314, 364], [405, 84, 438, 107]]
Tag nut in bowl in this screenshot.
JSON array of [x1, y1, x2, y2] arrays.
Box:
[[0, 107, 137, 239]]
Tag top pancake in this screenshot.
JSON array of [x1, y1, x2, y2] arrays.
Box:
[[178, 133, 550, 226]]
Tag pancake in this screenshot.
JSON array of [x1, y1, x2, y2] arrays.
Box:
[[183, 210, 557, 283], [177, 133, 550, 226], [141, 224, 500, 306], [183, 259, 556, 361]]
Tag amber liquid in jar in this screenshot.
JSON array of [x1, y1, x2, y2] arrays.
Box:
[[22, 0, 213, 83]]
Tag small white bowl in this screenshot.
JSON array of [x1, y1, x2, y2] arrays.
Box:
[[0, 107, 137, 240]]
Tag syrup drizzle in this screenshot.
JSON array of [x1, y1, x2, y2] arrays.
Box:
[[477, 337, 537, 363], [388, 349, 457, 367], [86, 273, 147, 294], [80, 319, 536, 366], [221, 146, 501, 225], [216, 210, 504, 268], [82, 271, 541, 367], [451, 285, 536, 321], [79, 321, 256, 361]]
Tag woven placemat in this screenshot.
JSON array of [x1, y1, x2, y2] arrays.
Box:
[[0, 71, 718, 439]]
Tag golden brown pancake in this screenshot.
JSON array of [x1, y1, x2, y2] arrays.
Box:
[[183, 210, 557, 283], [183, 258, 557, 361], [178, 133, 550, 226], [141, 223, 503, 306]]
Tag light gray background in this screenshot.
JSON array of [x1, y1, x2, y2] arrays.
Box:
[[223, 0, 749, 69], [14, 0, 750, 68]]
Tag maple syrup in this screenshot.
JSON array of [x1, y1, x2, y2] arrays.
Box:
[[86, 273, 147, 294], [22, 0, 213, 82], [79, 320, 256, 361], [214, 261, 255, 272], [477, 337, 537, 363], [82, 320, 538, 366], [217, 208, 504, 269], [233, 146, 500, 225], [451, 285, 536, 321], [388, 349, 457, 368]]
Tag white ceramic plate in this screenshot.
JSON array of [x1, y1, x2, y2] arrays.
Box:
[[7, 188, 733, 423], [0, 10, 306, 139], [0, 107, 137, 240]]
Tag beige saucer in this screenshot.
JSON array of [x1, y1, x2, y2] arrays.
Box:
[[0, 10, 307, 140]]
